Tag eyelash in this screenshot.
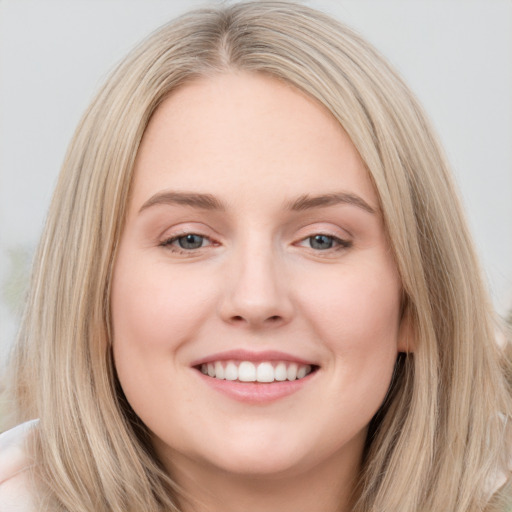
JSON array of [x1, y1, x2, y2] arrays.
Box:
[[159, 233, 215, 255], [159, 232, 352, 255], [298, 234, 352, 252]]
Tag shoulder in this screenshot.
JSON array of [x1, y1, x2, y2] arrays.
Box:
[[0, 420, 39, 511]]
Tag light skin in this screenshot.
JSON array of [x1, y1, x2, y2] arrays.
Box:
[[111, 72, 407, 512]]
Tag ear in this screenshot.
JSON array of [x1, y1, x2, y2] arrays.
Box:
[[397, 303, 415, 353]]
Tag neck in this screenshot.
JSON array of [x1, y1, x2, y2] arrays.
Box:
[[161, 439, 364, 512]]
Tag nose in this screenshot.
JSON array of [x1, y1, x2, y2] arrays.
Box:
[[218, 243, 294, 329]]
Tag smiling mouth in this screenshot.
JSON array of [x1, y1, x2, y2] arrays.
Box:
[[195, 360, 318, 383]]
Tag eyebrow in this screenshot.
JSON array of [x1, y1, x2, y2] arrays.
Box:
[[138, 190, 376, 215], [286, 193, 377, 214], [139, 191, 225, 213]]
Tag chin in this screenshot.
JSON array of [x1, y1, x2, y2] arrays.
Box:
[[194, 432, 314, 478], [206, 451, 304, 478]]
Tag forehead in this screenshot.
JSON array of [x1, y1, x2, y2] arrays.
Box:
[[130, 71, 378, 212]]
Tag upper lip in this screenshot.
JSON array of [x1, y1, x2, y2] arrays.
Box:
[[190, 349, 318, 367]]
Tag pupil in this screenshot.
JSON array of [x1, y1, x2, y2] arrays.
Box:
[[179, 234, 203, 249], [311, 235, 333, 250]]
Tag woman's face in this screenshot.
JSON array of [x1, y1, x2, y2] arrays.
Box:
[[111, 72, 407, 481]]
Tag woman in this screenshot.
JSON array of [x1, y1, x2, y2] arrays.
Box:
[[1, 1, 511, 511]]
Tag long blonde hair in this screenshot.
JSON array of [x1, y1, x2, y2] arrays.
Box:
[[8, 2, 512, 510]]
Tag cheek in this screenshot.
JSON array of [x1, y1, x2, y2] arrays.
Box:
[[298, 263, 402, 355], [111, 254, 214, 350], [110, 252, 214, 428]]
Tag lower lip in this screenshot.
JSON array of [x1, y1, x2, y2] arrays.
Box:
[[195, 370, 316, 403]]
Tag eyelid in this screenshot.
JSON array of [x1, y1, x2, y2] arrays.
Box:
[[161, 233, 213, 247], [291, 223, 354, 255], [160, 230, 218, 244], [157, 221, 216, 242], [295, 234, 351, 249], [293, 222, 352, 241], [156, 223, 352, 255], [157, 222, 221, 255]]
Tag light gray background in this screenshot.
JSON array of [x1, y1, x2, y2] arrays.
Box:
[[1, 0, 511, 364]]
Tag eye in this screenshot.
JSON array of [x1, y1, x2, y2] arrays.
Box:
[[176, 234, 206, 249], [309, 234, 335, 250], [298, 234, 352, 251], [160, 233, 212, 251]]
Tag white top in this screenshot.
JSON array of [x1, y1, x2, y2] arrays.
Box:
[[0, 420, 38, 511]]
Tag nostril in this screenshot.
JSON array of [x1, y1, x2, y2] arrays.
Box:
[[229, 314, 282, 325]]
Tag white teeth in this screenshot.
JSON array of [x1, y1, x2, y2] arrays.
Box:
[[287, 363, 298, 381], [297, 365, 309, 379], [238, 361, 256, 382], [214, 361, 225, 380], [225, 361, 238, 381], [256, 362, 274, 383], [274, 362, 287, 381], [198, 360, 314, 383]]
